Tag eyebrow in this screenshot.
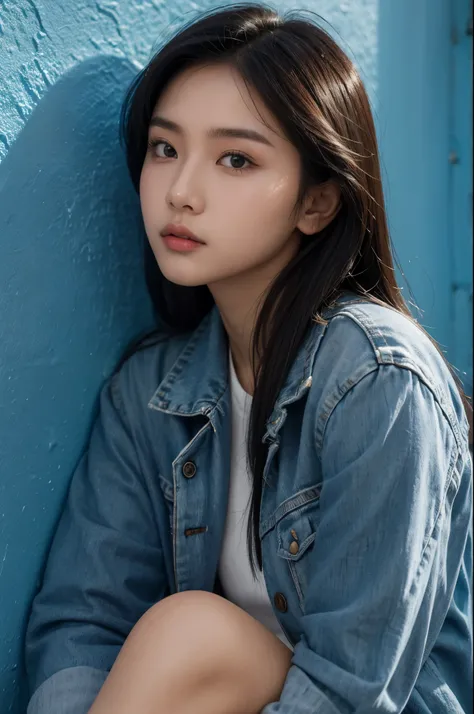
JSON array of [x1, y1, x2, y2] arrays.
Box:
[[149, 115, 274, 147]]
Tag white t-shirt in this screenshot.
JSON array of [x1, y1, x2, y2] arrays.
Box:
[[217, 348, 294, 651]]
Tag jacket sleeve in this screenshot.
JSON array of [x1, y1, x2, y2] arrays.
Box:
[[261, 364, 469, 714], [25, 368, 169, 714]]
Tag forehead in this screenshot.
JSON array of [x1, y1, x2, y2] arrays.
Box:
[[153, 62, 283, 139]]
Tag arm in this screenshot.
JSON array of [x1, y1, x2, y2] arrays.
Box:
[[262, 364, 469, 713], [25, 369, 169, 714]]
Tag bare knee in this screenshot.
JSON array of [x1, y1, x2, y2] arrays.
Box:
[[128, 590, 246, 674], [131, 591, 230, 646], [90, 591, 292, 714], [134, 590, 293, 694], [89, 591, 224, 713]]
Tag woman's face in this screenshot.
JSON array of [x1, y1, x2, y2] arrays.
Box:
[[139, 62, 305, 289]]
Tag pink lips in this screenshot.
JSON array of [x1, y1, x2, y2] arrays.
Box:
[[161, 234, 204, 252], [160, 223, 205, 253], [161, 223, 204, 242]]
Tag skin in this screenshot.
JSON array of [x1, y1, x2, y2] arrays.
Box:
[[90, 63, 341, 712], [89, 590, 294, 714]]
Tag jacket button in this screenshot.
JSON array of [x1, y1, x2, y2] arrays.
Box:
[[182, 461, 197, 479], [274, 592, 288, 613], [289, 540, 299, 555]]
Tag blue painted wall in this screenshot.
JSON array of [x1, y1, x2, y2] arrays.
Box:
[[450, 0, 473, 396], [0, 1, 471, 711], [0, 56, 155, 712], [378, 0, 472, 395]]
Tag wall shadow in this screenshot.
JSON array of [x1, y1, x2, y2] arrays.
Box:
[[0, 55, 154, 713]]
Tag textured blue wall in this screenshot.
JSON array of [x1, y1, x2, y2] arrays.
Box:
[[0, 1, 470, 711]]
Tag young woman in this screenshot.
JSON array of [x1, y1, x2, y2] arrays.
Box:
[[25, 4, 472, 714]]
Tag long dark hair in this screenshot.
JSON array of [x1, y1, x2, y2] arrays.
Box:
[[117, 3, 471, 578]]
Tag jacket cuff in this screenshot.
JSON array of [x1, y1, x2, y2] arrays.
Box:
[[27, 666, 108, 714], [261, 664, 341, 714]]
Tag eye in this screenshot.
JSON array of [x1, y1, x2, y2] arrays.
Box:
[[147, 139, 176, 158], [219, 151, 254, 173]]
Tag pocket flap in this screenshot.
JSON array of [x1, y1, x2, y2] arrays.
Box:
[[277, 512, 317, 561]]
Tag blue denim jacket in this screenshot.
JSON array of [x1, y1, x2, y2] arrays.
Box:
[[25, 291, 473, 714]]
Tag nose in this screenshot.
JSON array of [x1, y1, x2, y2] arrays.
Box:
[[166, 161, 204, 213]]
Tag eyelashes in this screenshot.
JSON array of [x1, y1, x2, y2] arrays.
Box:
[[146, 138, 255, 174]]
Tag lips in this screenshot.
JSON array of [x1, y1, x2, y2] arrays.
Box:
[[160, 223, 204, 243]]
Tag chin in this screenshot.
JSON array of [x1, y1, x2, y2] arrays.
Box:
[[158, 265, 210, 288], [169, 277, 207, 288]]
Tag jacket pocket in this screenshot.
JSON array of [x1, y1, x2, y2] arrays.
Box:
[[272, 487, 322, 613], [277, 511, 317, 562]]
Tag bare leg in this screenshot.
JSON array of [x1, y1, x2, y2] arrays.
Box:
[[88, 590, 293, 714]]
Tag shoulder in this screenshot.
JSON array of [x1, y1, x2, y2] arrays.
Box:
[[311, 297, 469, 444], [319, 298, 440, 377]]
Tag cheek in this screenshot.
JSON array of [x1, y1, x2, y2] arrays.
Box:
[[139, 165, 168, 214], [139, 170, 155, 218], [221, 176, 297, 238]]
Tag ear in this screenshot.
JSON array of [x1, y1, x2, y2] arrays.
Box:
[[296, 180, 341, 235]]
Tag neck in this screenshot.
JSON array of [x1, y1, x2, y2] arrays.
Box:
[[209, 273, 264, 396], [207, 238, 300, 395]]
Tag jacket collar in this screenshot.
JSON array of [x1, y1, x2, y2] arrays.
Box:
[[148, 290, 363, 433], [148, 305, 229, 420]]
